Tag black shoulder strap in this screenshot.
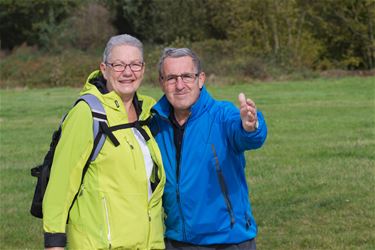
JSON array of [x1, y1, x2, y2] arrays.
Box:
[[109, 117, 151, 142]]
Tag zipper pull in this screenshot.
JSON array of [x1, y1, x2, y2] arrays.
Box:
[[230, 217, 235, 228], [148, 210, 151, 222], [125, 138, 134, 149], [79, 184, 85, 196], [245, 214, 251, 230]]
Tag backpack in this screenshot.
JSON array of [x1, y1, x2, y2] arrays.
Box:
[[30, 94, 151, 218]]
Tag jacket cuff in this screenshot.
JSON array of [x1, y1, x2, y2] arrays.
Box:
[[44, 232, 66, 248]]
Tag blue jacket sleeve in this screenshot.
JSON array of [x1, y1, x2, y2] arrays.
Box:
[[225, 107, 267, 153]]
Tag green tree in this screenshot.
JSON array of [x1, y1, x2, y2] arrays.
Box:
[[0, 0, 78, 50], [220, 0, 321, 69], [305, 0, 375, 69], [49, 2, 116, 51], [108, 0, 212, 43]]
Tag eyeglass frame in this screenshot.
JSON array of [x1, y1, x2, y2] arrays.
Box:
[[105, 61, 145, 72], [161, 72, 200, 86]]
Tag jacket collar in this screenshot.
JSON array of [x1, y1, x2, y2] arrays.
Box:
[[84, 70, 143, 118]]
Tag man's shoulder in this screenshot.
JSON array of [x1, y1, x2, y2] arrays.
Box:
[[208, 98, 238, 118]]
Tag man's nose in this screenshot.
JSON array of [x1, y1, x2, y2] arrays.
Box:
[[175, 77, 185, 89]]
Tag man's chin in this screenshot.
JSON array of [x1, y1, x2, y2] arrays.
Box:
[[173, 104, 191, 111]]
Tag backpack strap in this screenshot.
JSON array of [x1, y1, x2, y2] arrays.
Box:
[[77, 94, 113, 162], [109, 117, 151, 142], [77, 94, 151, 163]]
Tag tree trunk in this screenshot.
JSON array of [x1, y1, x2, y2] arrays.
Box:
[[367, 7, 374, 69], [271, 0, 279, 56]]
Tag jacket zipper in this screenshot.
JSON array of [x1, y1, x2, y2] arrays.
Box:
[[144, 138, 156, 249], [176, 128, 187, 241], [146, 208, 151, 249], [211, 144, 235, 228], [156, 111, 188, 240], [102, 197, 112, 249], [176, 185, 187, 240]]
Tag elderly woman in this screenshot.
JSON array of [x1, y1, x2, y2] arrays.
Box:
[[42, 34, 165, 249]]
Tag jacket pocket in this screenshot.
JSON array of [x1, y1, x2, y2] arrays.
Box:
[[211, 144, 235, 228], [102, 196, 112, 248]]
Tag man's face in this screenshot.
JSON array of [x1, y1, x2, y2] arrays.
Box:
[[161, 56, 205, 113]]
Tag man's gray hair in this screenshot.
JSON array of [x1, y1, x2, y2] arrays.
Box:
[[158, 48, 202, 77], [103, 34, 143, 63]]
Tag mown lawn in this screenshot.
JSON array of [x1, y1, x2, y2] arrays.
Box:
[[0, 77, 374, 249]]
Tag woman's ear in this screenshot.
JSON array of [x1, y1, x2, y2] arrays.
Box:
[[100, 62, 107, 79]]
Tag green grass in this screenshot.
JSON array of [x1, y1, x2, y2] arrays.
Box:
[[0, 77, 374, 249]]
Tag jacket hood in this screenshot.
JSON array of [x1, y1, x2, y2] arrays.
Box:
[[152, 86, 214, 122], [80, 70, 114, 104], [80, 70, 155, 121]]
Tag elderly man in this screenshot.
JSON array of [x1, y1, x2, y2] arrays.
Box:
[[151, 48, 267, 250]]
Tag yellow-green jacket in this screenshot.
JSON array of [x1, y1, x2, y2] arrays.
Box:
[[43, 70, 166, 249]]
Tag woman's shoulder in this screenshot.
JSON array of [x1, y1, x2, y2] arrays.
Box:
[[62, 101, 93, 128]]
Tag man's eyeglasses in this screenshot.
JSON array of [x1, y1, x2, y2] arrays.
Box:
[[162, 73, 199, 85], [106, 62, 144, 72]]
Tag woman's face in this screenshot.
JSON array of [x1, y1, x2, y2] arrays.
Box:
[[100, 45, 145, 100]]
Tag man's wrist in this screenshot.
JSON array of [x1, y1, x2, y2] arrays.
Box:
[[243, 120, 258, 132]]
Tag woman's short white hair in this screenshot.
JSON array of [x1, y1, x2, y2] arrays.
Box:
[[102, 34, 143, 63]]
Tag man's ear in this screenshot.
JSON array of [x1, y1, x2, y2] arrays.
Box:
[[198, 72, 206, 89], [159, 76, 166, 93]]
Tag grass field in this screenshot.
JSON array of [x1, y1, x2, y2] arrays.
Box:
[[0, 77, 374, 249]]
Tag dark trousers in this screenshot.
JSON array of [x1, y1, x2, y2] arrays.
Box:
[[165, 238, 256, 250]]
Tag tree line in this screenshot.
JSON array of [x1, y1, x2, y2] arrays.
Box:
[[1, 0, 374, 72]]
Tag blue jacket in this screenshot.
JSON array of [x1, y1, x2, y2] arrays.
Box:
[[150, 86, 267, 245]]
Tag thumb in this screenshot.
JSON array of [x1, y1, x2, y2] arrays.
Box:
[[238, 92, 246, 105]]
